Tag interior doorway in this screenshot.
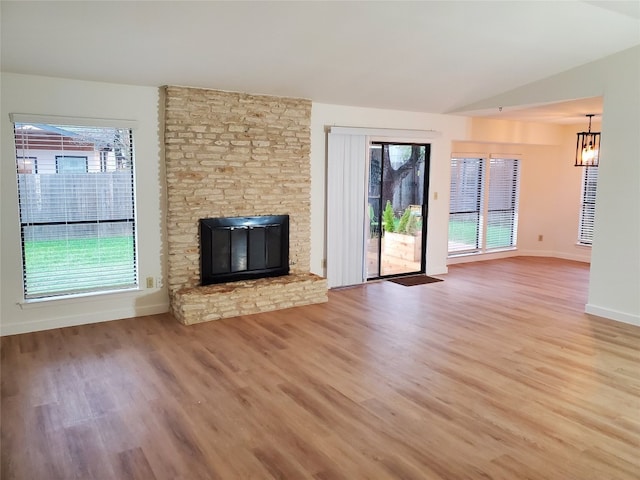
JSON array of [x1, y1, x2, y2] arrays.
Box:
[[367, 142, 430, 279]]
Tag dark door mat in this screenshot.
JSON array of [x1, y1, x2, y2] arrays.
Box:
[[388, 275, 443, 286]]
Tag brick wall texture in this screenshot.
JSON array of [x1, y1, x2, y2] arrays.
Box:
[[163, 86, 327, 324]]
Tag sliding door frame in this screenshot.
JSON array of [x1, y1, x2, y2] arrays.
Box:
[[367, 141, 431, 281]]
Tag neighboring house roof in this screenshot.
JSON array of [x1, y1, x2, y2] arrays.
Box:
[[14, 126, 93, 152], [14, 124, 121, 151]]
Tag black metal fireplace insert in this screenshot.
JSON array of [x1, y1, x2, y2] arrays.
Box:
[[200, 215, 289, 285]]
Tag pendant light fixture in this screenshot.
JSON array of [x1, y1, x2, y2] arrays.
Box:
[[575, 114, 600, 167]]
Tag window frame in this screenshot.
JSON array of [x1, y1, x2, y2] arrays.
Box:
[[55, 155, 88, 173], [11, 114, 139, 300], [578, 166, 598, 246], [484, 157, 520, 251], [448, 158, 484, 254], [448, 156, 520, 256], [17, 156, 38, 174]]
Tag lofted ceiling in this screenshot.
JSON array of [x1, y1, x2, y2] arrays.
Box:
[[1, 1, 638, 123], [459, 96, 605, 125]]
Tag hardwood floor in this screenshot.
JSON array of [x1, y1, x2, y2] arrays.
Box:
[[2, 257, 639, 479]]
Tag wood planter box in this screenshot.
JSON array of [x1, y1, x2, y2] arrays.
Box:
[[383, 231, 422, 262]]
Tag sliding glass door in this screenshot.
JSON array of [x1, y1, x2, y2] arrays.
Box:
[[367, 142, 430, 279]]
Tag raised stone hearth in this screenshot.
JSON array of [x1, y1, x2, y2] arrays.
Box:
[[163, 86, 327, 324], [173, 273, 326, 325]]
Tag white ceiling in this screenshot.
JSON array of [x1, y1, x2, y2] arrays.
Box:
[[460, 96, 605, 125], [1, 1, 638, 122]]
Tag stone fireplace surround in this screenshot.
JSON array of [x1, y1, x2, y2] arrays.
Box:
[[164, 86, 327, 325]]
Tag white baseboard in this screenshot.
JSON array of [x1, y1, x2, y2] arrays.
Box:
[[585, 304, 640, 327], [426, 263, 448, 276], [518, 249, 591, 263], [0, 302, 170, 336], [447, 249, 590, 266]]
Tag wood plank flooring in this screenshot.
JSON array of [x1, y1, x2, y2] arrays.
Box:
[[2, 257, 639, 479]]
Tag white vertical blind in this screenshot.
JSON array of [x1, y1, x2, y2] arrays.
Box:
[[579, 166, 598, 245], [327, 133, 367, 288], [12, 120, 138, 299]]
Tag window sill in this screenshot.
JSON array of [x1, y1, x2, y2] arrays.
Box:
[[575, 243, 592, 248], [448, 251, 481, 259], [448, 247, 517, 259], [18, 287, 141, 310]]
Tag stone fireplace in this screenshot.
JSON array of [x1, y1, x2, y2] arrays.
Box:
[[163, 86, 327, 325]]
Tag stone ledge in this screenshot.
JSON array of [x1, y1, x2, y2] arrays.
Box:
[[172, 273, 328, 325]]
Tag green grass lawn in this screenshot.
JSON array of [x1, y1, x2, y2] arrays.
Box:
[[448, 221, 478, 245], [23, 236, 136, 296], [448, 220, 513, 249]]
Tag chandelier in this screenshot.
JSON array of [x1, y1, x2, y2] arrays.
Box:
[[575, 114, 600, 167]]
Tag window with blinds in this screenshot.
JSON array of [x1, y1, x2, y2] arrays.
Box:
[[579, 166, 598, 245], [12, 120, 138, 299], [486, 158, 519, 249], [448, 156, 520, 255], [449, 158, 484, 254]]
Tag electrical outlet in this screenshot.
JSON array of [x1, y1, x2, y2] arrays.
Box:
[[146, 276, 154, 288], [156, 276, 164, 288], [538, 234, 543, 242], [433, 191, 438, 200]]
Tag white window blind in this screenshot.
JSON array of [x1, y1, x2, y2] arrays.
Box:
[[449, 158, 484, 254], [486, 158, 519, 249], [12, 120, 138, 299], [579, 166, 598, 245], [448, 156, 520, 255]]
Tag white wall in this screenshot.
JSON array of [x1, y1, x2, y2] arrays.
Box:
[[551, 123, 600, 262], [5, 47, 636, 333], [1, 73, 169, 335], [452, 46, 640, 325], [451, 119, 599, 264], [588, 51, 640, 325], [310, 103, 469, 278]]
